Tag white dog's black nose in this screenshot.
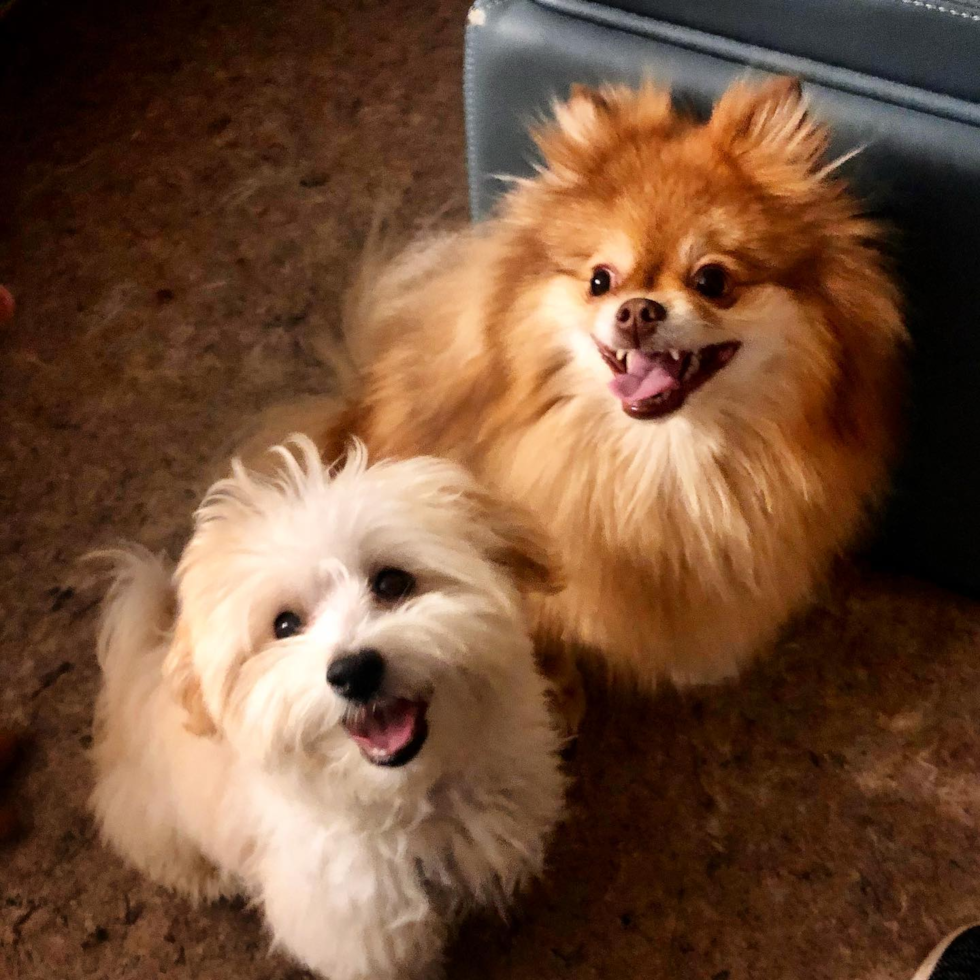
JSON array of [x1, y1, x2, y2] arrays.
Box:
[[327, 649, 385, 702]]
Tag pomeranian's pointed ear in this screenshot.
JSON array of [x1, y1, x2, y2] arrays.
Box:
[[531, 84, 611, 179], [709, 76, 827, 172], [468, 487, 563, 595], [163, 620, 218, 738], [533, 81, 674, 184]]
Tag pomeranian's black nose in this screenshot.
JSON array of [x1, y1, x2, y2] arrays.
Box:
[[327, 649, 385, 702], [615, 297, 667, 345]]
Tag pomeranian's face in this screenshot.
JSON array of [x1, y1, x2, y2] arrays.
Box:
[[509, 78, 860, 426], [168, 439, 554, 784]]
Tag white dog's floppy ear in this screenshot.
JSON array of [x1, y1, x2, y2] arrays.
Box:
[[162, 620, 218, 738], [467, 486, 564, 595]]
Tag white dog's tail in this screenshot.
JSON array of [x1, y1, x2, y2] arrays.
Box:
[[93, 546, 175, 688]]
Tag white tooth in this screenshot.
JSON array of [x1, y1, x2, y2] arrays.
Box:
[[616, 349, 627, 362], [669, 349, 680, 361]]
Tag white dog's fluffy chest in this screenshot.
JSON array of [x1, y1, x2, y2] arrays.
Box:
[[200, 762, 536, 979], [239, 763, 538, 907]]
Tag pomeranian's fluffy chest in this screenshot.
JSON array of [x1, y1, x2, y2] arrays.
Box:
[[477, 392, 856, 685]]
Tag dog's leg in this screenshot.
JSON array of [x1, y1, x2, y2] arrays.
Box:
[[92, 753, 229, 902], [91, 692, 237, 903], [534, 634, 586, 742]]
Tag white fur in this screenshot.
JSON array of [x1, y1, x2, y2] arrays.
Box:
[[91, 438, 564, 980]]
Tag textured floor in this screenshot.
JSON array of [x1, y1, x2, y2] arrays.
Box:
[[3, 2, 980, 978]]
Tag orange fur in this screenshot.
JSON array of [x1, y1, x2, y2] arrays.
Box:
[[286, 79, 906, 706]]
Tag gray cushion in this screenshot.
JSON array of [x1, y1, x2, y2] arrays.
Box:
[[465, 0, 980, 593]]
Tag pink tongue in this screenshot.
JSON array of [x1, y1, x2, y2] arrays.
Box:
[[347, 699, 422, 756], [608, 352, 679, 404]]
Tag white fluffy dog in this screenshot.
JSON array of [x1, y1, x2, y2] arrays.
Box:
[[90, 438, 565, 980]]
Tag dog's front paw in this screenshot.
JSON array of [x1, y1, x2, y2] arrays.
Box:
[[549, 672, 586, 750], [536, 644, 586, 743]]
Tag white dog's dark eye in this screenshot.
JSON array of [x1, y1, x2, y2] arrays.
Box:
[[273, 611, 303, 639], [589, 265, 615, 297], [691, 263, 730, 300], [371, 567, 415, 603]]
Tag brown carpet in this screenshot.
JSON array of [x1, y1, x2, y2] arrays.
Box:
[[2, 2, 980, 978]]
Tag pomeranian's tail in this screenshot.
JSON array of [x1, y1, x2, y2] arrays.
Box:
[[315, 210, 459, 390], [92, 545, 175, 688], [317, 211, 393, 388], [237, 211, 458, 467]]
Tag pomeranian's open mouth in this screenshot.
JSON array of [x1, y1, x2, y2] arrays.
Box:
[[594, 339, 742, 420], [344, 697, 429, 768]]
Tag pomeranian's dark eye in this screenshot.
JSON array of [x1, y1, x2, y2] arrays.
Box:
[[273, 611, 303, 640], [691, 263, 730, 300], [589, 265, 615, 297], [371, 567, 416, 603]]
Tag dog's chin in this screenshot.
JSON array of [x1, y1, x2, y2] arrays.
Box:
[[343, 697, 429, 768], [594, 337, 742, 421]]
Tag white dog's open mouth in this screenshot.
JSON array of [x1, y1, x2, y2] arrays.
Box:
[[344, 698, 429, 767], [594, 338, 741, 420]]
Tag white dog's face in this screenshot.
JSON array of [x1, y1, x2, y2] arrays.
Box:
[[166, 439, 555, 787]]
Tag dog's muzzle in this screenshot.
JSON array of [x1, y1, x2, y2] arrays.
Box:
[[330, 649, 429, 767]]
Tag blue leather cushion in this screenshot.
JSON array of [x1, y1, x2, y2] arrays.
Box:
[[465, 0, 980, 593], [539, 0, 980, 103]]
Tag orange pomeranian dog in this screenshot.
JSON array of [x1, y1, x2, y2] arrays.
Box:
[[260, 76, 906, 730]]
